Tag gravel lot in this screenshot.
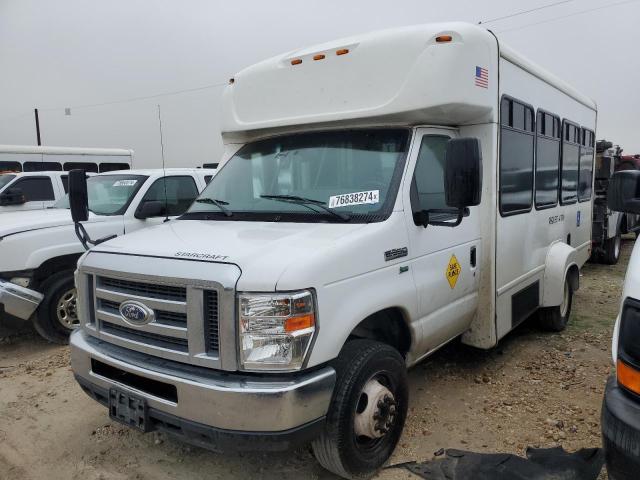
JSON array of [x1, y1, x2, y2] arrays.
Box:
[[0, 239, 632, 479]]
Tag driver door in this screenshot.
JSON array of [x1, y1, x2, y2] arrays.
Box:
[[404, 128, 481, 358]]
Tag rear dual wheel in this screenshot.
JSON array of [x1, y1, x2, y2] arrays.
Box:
[[538, 276, 573, 332], [312, 340, 408, 479]]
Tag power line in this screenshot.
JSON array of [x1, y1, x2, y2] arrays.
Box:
[[38, 80, 229, 113], [479, 0, 573, 25], [495, 0, 640, 33]]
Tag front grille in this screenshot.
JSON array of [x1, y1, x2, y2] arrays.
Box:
[[99, 299, 187, 327], [102, 323, 189, 353], [204, 290, 219, 353], [89, 273, 225, 368], [99, 277, 186, 302]]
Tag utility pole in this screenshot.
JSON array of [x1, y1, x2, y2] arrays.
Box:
[[34, 108, 41, 145]]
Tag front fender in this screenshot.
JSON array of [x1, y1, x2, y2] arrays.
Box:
[[541, 241, 579, 308]]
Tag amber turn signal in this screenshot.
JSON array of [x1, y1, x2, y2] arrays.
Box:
[[436, 35, 453, 43], [617, 359, 640, 395], [313, 54, 326, 61], [291, 58, 302, 65], [284, 314, 315, 333], [336, 48, 349, 56]]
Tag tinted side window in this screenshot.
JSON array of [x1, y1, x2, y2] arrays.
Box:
[[100, 163, 130, 173], [535, 111, 560, 209], [578, 128, 595, 202], [561, 121, 580, 204], [141, 176, 199, 217], [61, 176, 69, 193], [411, 135, 450, 224], [13, 177, 55, 201], [500, 97, 535, 215], [0, 161, 22, 172], [23, 161, 62, 172], [64, 162, 99, 173]]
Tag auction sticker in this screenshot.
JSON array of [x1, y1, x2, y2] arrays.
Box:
[[329, 190, 379, 208], [113, 180, 138, 187]]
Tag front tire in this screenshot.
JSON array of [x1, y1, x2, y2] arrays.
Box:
[[312, 340, 408, 479], [33, 271, 79, 344], [538, 276, 573, 332]]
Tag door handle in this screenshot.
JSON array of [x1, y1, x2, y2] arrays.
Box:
[[470, 246, 477, 268]]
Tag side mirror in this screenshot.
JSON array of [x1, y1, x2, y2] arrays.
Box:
[[135, 200, 164, 219], [0, 187, 26, 206], [608, 170, 640, 214], [68, 169, 89, 222], [444, 138, 482, 209]]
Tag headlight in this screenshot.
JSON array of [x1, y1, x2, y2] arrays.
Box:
[[238, 290, 316, 371]]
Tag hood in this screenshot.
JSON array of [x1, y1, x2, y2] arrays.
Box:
[[0, 208, 74, 238], [91, 219, 368, 290]]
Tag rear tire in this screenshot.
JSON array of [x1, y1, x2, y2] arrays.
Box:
[[312, 340, 408, 479], [33, 271, 79, 344], [538, 277, 573, 332], [603, 233, 622, 265]]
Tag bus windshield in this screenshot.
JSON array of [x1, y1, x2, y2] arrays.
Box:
[[184, 129, 409, 223]]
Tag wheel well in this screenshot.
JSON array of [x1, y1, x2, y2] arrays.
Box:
[[566, 264, 580, 292], [348, 308, 412, 357], [33, 254, 81, 287]]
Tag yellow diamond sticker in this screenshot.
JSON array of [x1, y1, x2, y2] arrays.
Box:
[[446, 254, 461, 289]]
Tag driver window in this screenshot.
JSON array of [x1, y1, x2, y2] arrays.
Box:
[[141, 176, 199, 217], [411, 135, 450, 217]]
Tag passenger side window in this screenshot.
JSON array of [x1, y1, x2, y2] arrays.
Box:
[[411, 135, 450, 223], [64, 162, 99, 173], [23, 161, 62, 172], [141, 176, 199, 217], [12, 177, 55, 201], [61, 176, 69, 193], [500, 97, 535, 215], [561, 121, 580, 204], [578, 128, 595, 202], [99, 163, 130, 173], [535, 111, 561, 209]]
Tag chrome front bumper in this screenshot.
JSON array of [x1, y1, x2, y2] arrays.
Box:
[[70, 330, 336, 433], [0, 279, 43, 320]]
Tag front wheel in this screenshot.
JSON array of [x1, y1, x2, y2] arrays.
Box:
[[538, 276, 573, 332], [312, 340, 408, 479], [33, 271, 79, 344]]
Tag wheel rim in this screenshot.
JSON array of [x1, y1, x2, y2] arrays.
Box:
[[614, 235, 621, 259], [56, 287, 79, 329], [353, 375, 397, 448], [560, 281, 570, 318]]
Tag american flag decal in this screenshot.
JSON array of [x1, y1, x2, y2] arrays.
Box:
[[475, 66, 488, 88]]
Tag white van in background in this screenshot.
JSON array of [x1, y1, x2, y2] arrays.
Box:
[[0, 145, 133, 174], [0, 168, 216, 343], [66, 22, 596, 478]]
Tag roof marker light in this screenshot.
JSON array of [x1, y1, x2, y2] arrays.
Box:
[[313, 54, 326, 61], [436, 35, 453, 43], [336, 48, 349, 56], [291, 58, 302, 65]]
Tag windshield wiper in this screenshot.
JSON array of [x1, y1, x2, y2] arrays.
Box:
[[260, 194, 351, 222], [195, 198, 233, 217]]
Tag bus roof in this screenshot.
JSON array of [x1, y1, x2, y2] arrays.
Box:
[[0, 145, 134, 156], [221, 22, 595, 140]]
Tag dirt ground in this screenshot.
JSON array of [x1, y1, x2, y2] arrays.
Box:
[[0, 239, 633, 480]]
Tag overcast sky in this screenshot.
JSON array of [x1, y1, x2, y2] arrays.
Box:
[[1, 0, 639, 168]]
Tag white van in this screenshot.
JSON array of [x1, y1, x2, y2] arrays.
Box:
[[68, 23, 597, 479], [0, 145, 133, 174], [601, 170, 640, 479]]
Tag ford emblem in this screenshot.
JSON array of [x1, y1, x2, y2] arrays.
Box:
[[119, 301, 154, 326]]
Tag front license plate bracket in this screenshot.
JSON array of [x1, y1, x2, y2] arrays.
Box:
[[108, 388, 151, 433]]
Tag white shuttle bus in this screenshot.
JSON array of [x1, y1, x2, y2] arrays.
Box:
[[66, 23, 596, 479]]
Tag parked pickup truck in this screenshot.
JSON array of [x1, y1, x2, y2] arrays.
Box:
[[0, 171, 87, 213], [0, 168, 215, 343], [602, 170, 640, 479]]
